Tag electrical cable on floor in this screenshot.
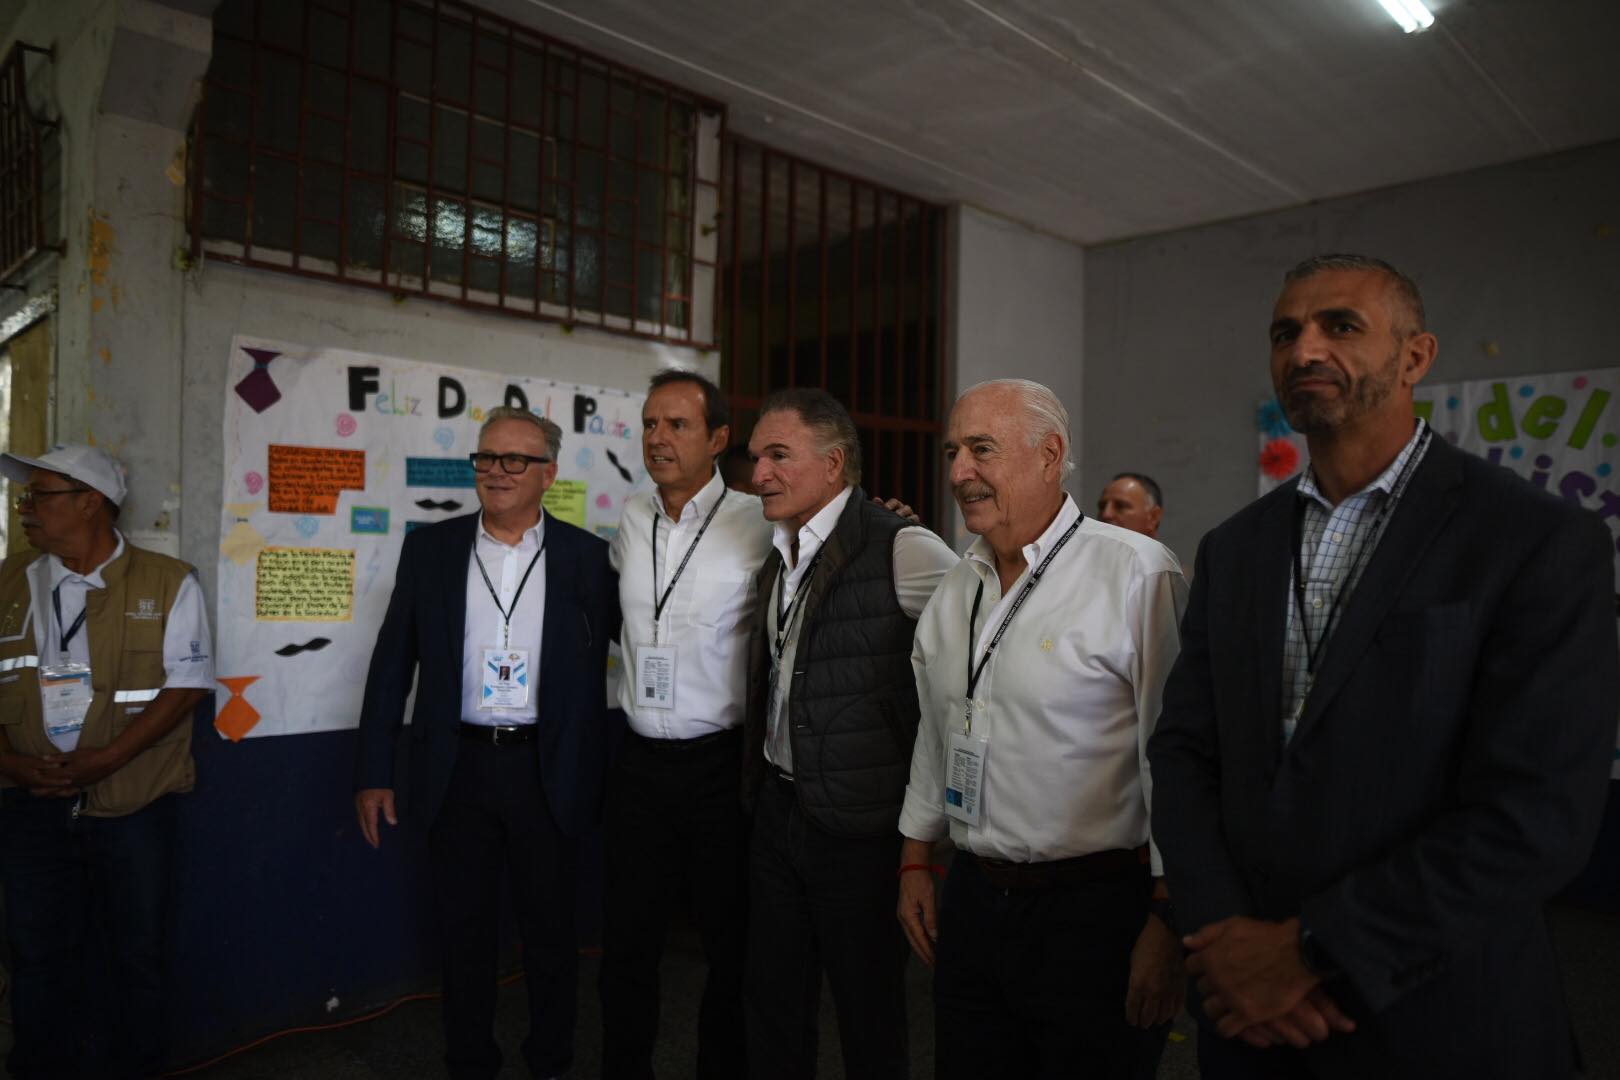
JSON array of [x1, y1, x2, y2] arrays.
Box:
[[159, 971, 526, 1077]]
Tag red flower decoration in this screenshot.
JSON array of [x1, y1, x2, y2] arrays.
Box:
[[1259, 437, 1300, 479]]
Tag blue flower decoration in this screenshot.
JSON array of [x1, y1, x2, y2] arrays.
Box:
[[1257, 400, 1292, 438]]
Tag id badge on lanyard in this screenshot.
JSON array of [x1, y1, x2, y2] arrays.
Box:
[[944, 727, 988, 827], [39, 662, 93, 739], [479, 648, 531, 710]]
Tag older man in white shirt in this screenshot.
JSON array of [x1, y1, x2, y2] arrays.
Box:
[[898, 379, 1189, 1080], [601, 369, 774, 1080]]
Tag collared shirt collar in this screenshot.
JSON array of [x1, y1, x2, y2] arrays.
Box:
[[772, 484, 853, 569], [964, 493, 1080, 579], [48, 530, 126, 590], [1297, 418, 1429, 511], [477, 510, 546, 549], [653, 467, 725, 523]]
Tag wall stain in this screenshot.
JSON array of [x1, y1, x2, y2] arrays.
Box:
[[98, 347, 111, 364]]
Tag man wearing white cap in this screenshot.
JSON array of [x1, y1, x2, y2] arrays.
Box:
[[0, 444, 213, 1079]]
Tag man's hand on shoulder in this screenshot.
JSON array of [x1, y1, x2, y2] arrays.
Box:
[[1184, 915, 1347, 1041], [355, 788, 398, 849]]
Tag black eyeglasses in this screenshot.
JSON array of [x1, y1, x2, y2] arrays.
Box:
[[469, 452, 553, 475], [13, 487, 90, 511]]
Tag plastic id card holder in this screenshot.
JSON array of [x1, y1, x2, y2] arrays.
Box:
[[636, 645, 676, 710], [39, 663, 94, 739], [944, 730, 987, 827], [479, 648, 531, 710]]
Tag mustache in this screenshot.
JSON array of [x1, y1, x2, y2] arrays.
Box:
[[953, 482, 994, 502], [414, 498, 463, 511], [274, 637, 333, 657], [1284, 364, 1346, 392]]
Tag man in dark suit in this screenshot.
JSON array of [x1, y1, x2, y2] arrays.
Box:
[[355, 406, 617, 1080], [1149, 254, 1618, 1080]]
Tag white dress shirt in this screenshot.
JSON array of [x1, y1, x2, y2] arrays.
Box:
[[764, 485, 961, 772], [461, 512, 547, 726], [31, 532, 215, 751], [611, 469, 775, 739], [899, 495, 1188, 873]]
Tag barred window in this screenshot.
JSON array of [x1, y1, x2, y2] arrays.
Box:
[[0, 42, 60, 285], [191, 0, 722, 345], [722, 137, 947, 529]]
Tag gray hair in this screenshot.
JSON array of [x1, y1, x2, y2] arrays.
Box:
[[480, 406, 563, 460], [959, 379, 1075, 478], [758, 387, 862, 486], [1284, 253, 1426, 338]]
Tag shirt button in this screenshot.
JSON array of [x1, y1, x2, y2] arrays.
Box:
[[974, 699, 987, 711], [1312, 598, 1324, 609], [1331, 532, 1344, 542]]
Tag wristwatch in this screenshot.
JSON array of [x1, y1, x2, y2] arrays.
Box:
[[1298, 921, 1341, 980]]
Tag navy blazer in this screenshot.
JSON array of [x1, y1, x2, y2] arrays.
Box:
[[1150, 437, 1618, 1079], [354, 511, 618, 839]]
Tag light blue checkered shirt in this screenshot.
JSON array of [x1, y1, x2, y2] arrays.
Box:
[[1283, 420, 1431, 741]]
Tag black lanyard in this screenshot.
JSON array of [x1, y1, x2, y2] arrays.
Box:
[[964, 515, 1082, 730], [650, 488, 727, 646], [474, 531, 547, 648], [772, 550, 825, 662], [51, 582, 88, 655], [1290, 426, 1430, 677]]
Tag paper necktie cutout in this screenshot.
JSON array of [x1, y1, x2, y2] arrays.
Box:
[[215, 676, 262, 741], [235, 348, 283, 413]]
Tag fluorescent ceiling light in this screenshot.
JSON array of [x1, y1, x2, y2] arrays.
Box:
[[1375, 0, 1436, 33]]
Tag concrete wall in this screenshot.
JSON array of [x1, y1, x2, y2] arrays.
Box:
[[1082, 140, 1620, 564], [949, 204, 1087, 547]]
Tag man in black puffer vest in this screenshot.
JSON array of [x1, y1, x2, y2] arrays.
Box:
[[741, 389, 959, 1080]]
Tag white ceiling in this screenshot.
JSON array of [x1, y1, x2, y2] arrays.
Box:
[[473, 0, 1620, 245]]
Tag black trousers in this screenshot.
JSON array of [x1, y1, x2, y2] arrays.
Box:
[[934, 852, 1148, 1080], [430, 740, 577, 1080], [600, 728, 747, 1080], [743, 772, 908, 1080], [0, 791, 177, 1080]]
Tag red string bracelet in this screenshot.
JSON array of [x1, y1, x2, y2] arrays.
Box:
[[897, 863, 943, 878]]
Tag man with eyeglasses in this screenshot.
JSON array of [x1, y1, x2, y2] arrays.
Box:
[[0, 444, 213, 1079], [355, 406, 617, 1080]]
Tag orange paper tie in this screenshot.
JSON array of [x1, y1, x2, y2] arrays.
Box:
[[215, 676, 262, 742]]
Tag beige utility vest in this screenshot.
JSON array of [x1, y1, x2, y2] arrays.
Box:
[[0, 543, 198, 816]]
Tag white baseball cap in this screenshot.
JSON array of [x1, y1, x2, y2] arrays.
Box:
[[0, 444, 128, 507]]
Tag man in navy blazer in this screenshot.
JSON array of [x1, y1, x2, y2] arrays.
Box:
[[355, 406, 617, 1080], [1149, 255, 1618, 1079]]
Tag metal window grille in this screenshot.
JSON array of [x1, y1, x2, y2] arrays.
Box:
[[721, 136, 948, 530], [0, 42, 60, 286], [190, 0, 723, 345]]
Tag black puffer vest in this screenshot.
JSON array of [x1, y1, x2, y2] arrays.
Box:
[[744, 488, 923, 837]]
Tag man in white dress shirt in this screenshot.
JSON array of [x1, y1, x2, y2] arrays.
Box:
[[740, 388, 960, 1080], [600, 369, 773, 1079], [897, 379, 1188, 1079]]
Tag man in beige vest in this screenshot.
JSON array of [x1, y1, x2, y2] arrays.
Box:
[[0, 445, 212, 1080]]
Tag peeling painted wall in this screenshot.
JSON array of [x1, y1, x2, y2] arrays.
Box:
[[1082, 140, 1620, 565]]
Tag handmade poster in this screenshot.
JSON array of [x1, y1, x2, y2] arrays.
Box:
[[1257, 368, 1620, 777], [215, 336, 648, 739]]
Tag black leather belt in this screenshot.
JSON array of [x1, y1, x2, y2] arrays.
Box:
[[458, 721, 538, 746], [630, 727, 740, 752], [963, 847, 1146, 891]]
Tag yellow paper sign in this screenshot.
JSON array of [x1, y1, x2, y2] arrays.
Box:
[[255, 547, 355, 621], [542, 479, 587, 527]]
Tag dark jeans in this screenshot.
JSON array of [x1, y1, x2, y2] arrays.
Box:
[[934, 852, 1148, 1080], [743, 772, 908, 1080], [431, 740, 578, 1080], [600, 729, 746, 1080], [0, 789, 178, 1080]]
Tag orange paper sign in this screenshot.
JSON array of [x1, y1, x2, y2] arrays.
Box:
[[216, 675, 262, 741], [267, 444, 366, 514]]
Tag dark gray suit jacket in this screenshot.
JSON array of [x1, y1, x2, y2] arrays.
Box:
[[1150, 436, 1618, 1079]]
